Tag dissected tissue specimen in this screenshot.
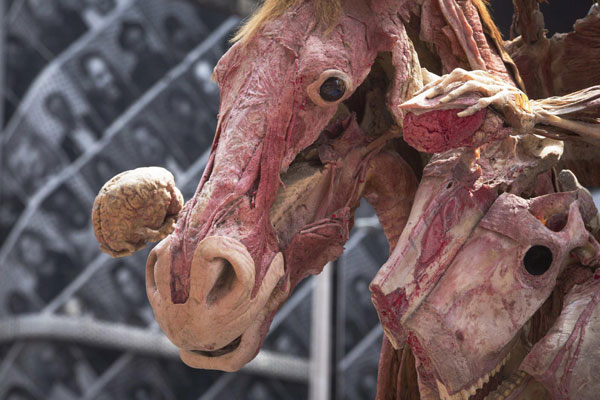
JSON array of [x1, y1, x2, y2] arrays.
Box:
[[90, 0, 600, 398], [92, 167, 183, 257]]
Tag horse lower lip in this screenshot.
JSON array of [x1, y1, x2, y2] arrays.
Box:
[[190, 336, 242, 358]]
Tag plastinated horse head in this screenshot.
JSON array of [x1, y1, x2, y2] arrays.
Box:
[[91, 0, 428, 371], [371, 157, 600, 399], [144, 0, 430, 371]]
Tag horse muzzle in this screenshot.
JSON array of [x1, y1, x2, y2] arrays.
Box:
[[146, 235, 288, 371]]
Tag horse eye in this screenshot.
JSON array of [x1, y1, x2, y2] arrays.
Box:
[[523, 245, 553, 276], [319, 77, 346, 102]]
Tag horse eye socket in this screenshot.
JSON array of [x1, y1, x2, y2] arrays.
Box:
[[319, 77, 346, 102], [523, 245, 553, 276]]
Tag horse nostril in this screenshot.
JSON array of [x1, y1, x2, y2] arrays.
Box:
[[189, 236, 256, 307], [206, 258, 237, 305]]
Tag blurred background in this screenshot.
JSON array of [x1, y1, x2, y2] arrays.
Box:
[[0, 1, 597, 400]]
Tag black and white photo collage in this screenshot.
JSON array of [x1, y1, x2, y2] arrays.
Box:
[[1, 0, 236, 314], [0, 1, 240, 398]]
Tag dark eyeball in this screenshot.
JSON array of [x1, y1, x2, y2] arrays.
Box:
[[319, 77, 346, 102], [523, 245, 553, 276]]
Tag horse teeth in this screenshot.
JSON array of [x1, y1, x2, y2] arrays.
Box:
[[437, 379, 464, 400], [483, 372, 491, 384], [476, 376, 484, 389], [492, 363, 501, 375], [438, 350, 522, 400], [468, 384, 478, 396]]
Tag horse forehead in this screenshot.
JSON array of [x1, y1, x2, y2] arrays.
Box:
[[263, 4, 375, 53], [216, 3, 381, 83]]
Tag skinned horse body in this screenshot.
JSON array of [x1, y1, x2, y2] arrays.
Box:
[[92, 1, 600, 398]]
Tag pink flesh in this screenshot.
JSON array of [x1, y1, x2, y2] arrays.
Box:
[[278, 116, 416, 287], [166, 3, 379, 303], [400, 90, 512, 154], [407, 191, 600, 391], [375, 181, 600, 394], [370, 135, 567, 392], [403, 108, 487, 153], [369, 0, 572, 393], [521, 268, 600, 400], [147, 0, 440, 374], [163, 0, 423, 305], [255, 118, 417, 353]]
